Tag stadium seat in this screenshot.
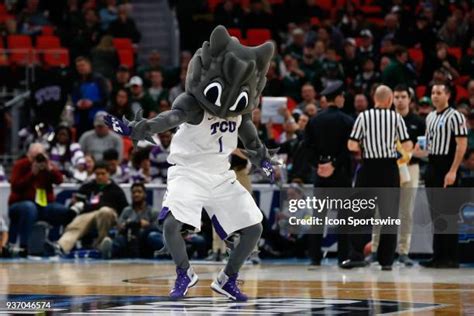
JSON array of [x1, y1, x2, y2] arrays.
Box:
[[317, 0, 333, 11], [43, 48, 70, 67], [455, 85, 469, 102], [310, 17, 321, 27], [367, 17, 385, 27], [246, 28, 271, 46], [359, 5, 382, 15], [7, 34, 39, 65], [41, 25, 55, 35], [228, 28, 243, 40], [0, 37, 8, 66], [408, 48, 424, 67], [112, 38, 133, 51], [415, 85, 426, 99], [207, 0, 221, 12], [117, 49, 134, 68], [36, 35, 61, 50], [447, 47, 462, 63]]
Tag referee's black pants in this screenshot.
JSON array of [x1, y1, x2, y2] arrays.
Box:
[[309, 166, 351, 265], [425, 155, 459, 265], [350, 158, 400, 266]]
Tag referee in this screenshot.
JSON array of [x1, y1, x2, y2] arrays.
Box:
[[346, 85, 413, 270], [420, 83, 468, 269]]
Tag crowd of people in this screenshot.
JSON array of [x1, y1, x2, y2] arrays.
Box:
[[0, 0, 473, 267]]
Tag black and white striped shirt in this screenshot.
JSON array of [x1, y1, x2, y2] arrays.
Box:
[[425, 107, 467, 156], [350, 108, 410, 159]]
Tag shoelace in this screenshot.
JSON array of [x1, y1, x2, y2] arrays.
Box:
[[227, 276, 242, 294], [172, 271, 189, 292]]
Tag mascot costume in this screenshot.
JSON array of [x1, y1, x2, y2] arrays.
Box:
[[105, 25, 276, 301]]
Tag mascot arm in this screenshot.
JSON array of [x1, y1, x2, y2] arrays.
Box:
[[124, 93, 203, 144], [238, 113, 279, 179]]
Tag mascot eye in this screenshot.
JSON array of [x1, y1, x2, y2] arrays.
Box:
[[204, 82, 223, 106], [229, 91, 249, 112]]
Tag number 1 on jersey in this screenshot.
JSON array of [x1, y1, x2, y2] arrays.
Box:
[[218, 136, 223, 153]]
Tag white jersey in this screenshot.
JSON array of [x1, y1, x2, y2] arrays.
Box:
[[168, 111, 242, 174]]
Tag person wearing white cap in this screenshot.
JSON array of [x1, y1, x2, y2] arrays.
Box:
[[357, 29, 377, 62], [129, 76, 159, 118]]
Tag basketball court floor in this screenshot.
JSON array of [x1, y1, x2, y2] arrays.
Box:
[[0, 258, 472, 315]]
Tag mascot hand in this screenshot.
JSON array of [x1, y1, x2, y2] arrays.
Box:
[[243, 146, 280, 182], [104, 114, 132, 136], [105, 110, 155, 146]]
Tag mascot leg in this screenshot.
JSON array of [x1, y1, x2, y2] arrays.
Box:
[[163, 213, 198, 299], [211, 222, 262, 302]]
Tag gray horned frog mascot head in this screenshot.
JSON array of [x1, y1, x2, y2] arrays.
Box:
[[186, 25, 274, 118]]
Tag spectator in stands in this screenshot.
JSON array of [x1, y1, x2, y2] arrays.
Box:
[[304, 103, 318, 118], [137, 51, 161, 79], [49, 125, 86, 182], [432, 42, 460, 80], [79, 111, 123, 162], [418, 96, 434, 119], [0, 164, 5, 182], [354, 58, 381, 96], [410, 14, 437, 57], [214, 0, 243, 28], [262, 61, 283, 96], [108, 4, 141, 43], [438, 16, 465, 47], [72, 56, 110, 136], [129, 148, 152, 183], [353, 93, 369, 118], [8, 143, 71, 253], [321, 47, 345, 82], [46, 161, 128, 256], [79, 154, 96, 183], [300, 45, 323, 89], [168, 67, 186, 104], [71, 9, 102, 58], [296, 83, 317, 112], [341, 38, 359, 81], [150, 131, 173, 183], [357, 29, 378, 63], [111, 65, 131, 94], [282, 55, 306, 101], [381, 46, 416, 88], [381, 13, 401, 44], [242, 0, 273, 30], [103, 148, 130, 184], [460, 38, 474, 78], [102, 182, 162, 258], [147, 69, 169, 104], [18, 0, 50, 35], [129, 76, 159, 118], [467, 111, 474, 149], [59, 0, 83, 49], [313, 40, 327, 63], [284, 28, 306, 61], [107, 88, 133, 120], [91, 35, 119, 80], [99, 0, 118, 31], [459, 149, 474, 186], [251, 107, 275, 146]]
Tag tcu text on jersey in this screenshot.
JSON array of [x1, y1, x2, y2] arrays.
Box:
[[210, 121, 237, 135]]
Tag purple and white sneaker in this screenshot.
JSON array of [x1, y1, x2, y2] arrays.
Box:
[[211, 270, 248, 302], [170, 267, 199, 300]]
